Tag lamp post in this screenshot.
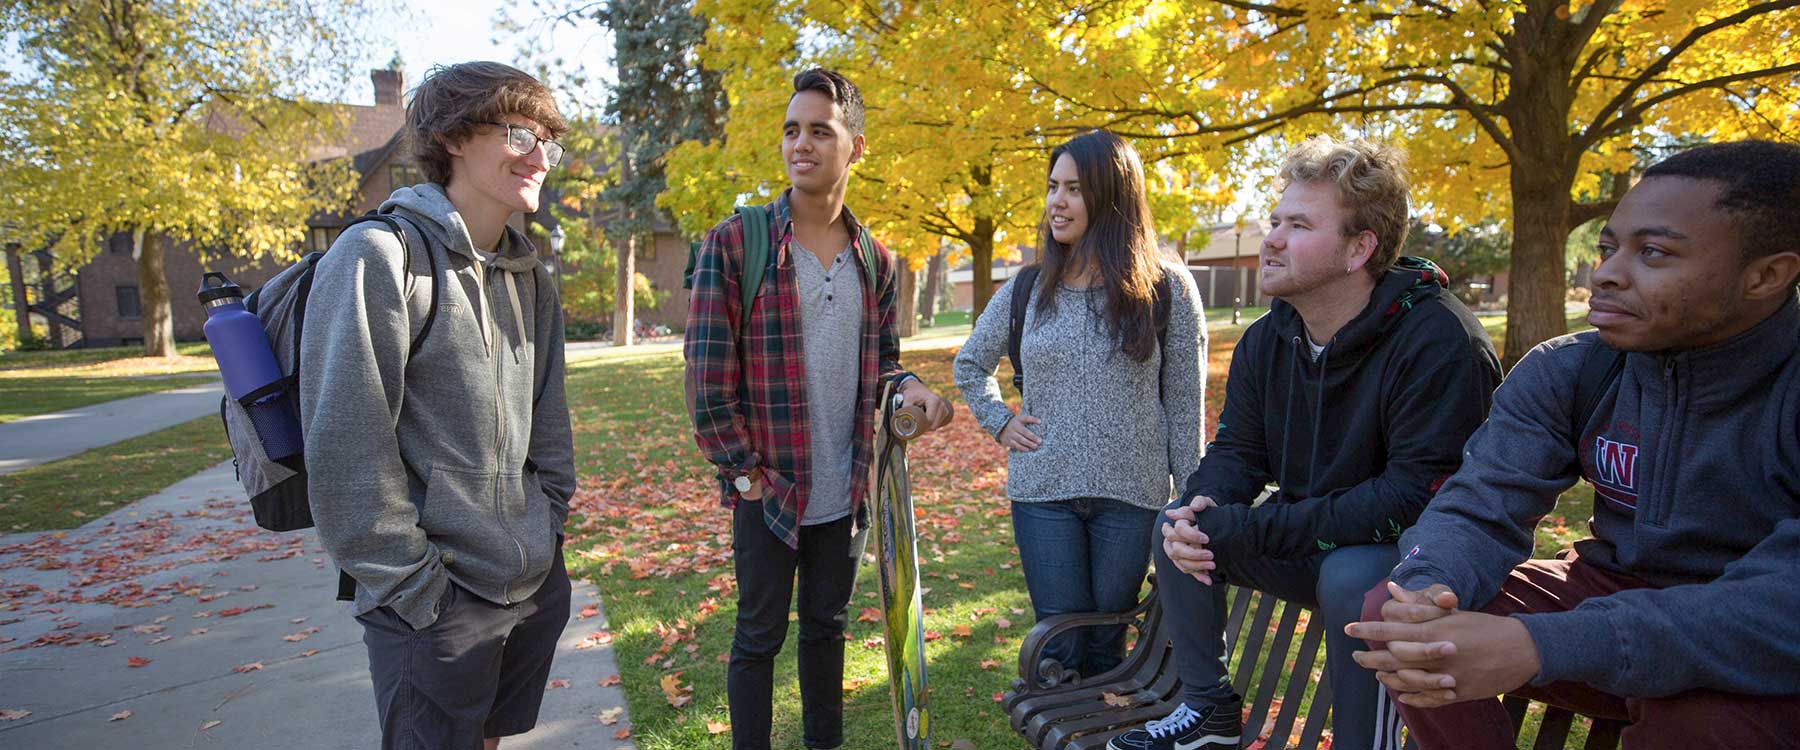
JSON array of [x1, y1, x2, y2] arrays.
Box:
[[547, 223, 565, 301], [1232, 213, 1246, 325]]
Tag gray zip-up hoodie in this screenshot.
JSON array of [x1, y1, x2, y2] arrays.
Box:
[[1391, 296, 1800, 698], [300, 183, 575, 631]]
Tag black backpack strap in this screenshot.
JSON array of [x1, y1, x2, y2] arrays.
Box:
[[1153, 270, 1173, 352], [1570, 339, 1626, 457], [343, 212, 441, 357], [1008, 266, 1041, 391]]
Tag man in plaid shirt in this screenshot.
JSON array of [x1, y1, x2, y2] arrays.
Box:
[[684, 68, 952, 750]]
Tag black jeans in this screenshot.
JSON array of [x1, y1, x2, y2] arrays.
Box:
[[1153, 499, 1401, 750], [728, 501, 857, 750]]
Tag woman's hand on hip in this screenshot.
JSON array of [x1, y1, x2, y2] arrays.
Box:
[[998, 413, 1043, 452]]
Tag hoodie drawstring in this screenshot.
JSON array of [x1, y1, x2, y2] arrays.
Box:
[[1307, 342, 1329, 498], [1279, 336, 1300, 491], [503, 272, 525, 364]]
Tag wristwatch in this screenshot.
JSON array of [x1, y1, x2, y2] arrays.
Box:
[[733, 474, 755, 494]]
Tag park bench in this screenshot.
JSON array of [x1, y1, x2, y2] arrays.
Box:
[[1002, 576, 1626, 750]]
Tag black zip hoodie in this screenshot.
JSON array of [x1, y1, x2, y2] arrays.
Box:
[[1181, 257, 1502, 559]]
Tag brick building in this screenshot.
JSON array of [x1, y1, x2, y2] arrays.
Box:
[[72, 70, 418, 347]]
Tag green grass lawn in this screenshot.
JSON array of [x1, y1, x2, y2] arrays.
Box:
[[561, 311, 1594, 750], [0, 416, 233, 532], [0, 374, 220, 423], [0, 341, 220, 423], [0, 341, 215, 375]]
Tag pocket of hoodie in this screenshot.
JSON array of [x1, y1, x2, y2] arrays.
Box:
[[420, 467, 512, 575]]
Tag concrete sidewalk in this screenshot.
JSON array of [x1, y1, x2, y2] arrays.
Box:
[[0, 462, 635, 749], [0, 380, 224, 475]]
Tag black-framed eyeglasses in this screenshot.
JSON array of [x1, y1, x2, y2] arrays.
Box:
[[479, 121, 564, 167]]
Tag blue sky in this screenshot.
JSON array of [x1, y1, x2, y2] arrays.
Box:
[[348, 0, 614, 109]]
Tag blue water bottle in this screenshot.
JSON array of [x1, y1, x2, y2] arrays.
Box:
[[198, 272, 303, 461]]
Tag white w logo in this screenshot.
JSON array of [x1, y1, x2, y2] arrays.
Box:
[[1592, 437, 1639, 489]]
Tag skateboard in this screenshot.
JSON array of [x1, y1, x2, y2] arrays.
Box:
[[872, 380, 930, 750]]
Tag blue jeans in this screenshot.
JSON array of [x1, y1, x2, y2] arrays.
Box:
[[1153, 498, 1402, 750], [1011, 498, 1160, 680]]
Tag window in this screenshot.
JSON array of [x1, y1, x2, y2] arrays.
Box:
[[107, 233, 133, 256], [637, 238, 656, 261], [309, 226, 342, 253], [389, 163, 421, 188], [116, 285, 141, 319]]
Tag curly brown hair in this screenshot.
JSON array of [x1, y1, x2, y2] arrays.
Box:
[[404, 62, 568, 186], [1277, 136, 1411, 279]]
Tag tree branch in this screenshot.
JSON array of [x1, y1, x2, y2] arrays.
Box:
[[1589, 63, 1800, 145], [1207, 0, 1305, 19], [1578, 0, 1800, 149]]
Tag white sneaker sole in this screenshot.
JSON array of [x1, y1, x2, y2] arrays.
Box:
[[1176, 734, 1240, 750]]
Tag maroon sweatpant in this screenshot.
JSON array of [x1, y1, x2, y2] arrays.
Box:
[[1359, 549, 1800, 749]]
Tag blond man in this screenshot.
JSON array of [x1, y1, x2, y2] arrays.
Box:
[[1109, 137, 1500, 750]]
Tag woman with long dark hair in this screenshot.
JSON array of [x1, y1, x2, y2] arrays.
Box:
[[954, 130, 1206, 681]]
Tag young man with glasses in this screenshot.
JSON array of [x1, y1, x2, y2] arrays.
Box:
[[685, 68, 953, 750], [300, 61, 576, 750]]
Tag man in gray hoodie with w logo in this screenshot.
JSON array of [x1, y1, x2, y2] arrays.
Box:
[[1351, 140, 1800, 748], [300, 62, 576, 750]]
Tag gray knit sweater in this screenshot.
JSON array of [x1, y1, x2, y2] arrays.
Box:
[[954, 262, 1206, 510]]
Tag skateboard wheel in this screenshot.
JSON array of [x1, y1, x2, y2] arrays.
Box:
[[892, 408, 920, 439]]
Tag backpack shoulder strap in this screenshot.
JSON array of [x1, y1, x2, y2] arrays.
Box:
[[1009, 266, 1042, 391], [1570, 338, 1626, 455], [343, 213, 440, 357], [858, 226, 878, 297], [1153, 269, 1173, 351], [736, 205, 771, 316]]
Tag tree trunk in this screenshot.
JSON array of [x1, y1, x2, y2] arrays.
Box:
[[896, 255, 918, 338], [920, 248, 945, 324], [137, 231, 175, 357], [1502, 167, 1574, 368], [970, 214, 996, 319], [613, 228, 636, 347], [5, 246, 29, 343]]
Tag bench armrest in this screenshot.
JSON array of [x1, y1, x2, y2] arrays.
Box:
[[1013, 583, 1156, 692]]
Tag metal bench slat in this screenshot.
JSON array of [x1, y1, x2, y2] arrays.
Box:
[[1244, 602, 1305, 744], [1295, 675, 1334, 750], [1534, 707, 1576, 750], [1266, 610, 1328, 749], [1222, 585, 1255, 660], [1231, 592, 1280, 697], [1584, 718, 1625, 750]]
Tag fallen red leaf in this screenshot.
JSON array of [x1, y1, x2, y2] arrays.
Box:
[[126, 656, 151, 668], [232, 661, 263, 673]]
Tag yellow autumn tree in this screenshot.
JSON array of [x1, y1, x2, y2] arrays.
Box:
[[665, 1, 1219, 320], [0, 0, 383, 356], [989, 0, 1800, 363]]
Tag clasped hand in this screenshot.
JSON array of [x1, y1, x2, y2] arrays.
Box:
[[1160, 495, 1219, 585], [1344, 582, 1542, 708]]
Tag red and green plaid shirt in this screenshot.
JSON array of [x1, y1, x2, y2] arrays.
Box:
[[684, 190, 910, 548]]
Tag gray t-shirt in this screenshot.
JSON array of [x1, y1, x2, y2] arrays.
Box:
[[792, 240, 863, 525]]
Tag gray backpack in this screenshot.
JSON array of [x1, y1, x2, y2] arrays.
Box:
[[215, 212, 440, 599]]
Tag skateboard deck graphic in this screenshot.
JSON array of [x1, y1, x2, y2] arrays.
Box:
[[872, 380, 930, 750]]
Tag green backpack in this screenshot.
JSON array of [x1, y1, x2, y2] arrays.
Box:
[[683, 204, 878, 313]]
